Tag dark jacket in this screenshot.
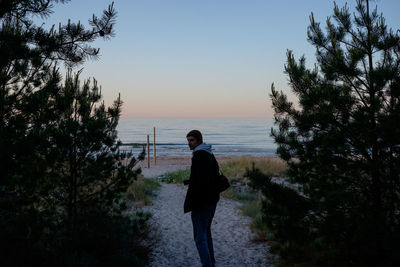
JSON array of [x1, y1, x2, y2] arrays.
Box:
[[184, 149, 220, 213]]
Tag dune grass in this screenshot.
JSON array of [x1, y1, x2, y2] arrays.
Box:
[[157, 156, 287, 185], [158, 168, 190, 184], [219, 156, 287, 178], [126, 175, 161, 206]]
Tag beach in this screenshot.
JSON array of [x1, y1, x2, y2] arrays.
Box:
[[137, 155, 280, 178], [136, 155, 276, 266]]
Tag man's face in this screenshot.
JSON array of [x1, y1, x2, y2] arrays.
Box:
[[187, 136, 200, 150]]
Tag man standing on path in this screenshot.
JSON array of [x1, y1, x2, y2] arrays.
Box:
[[184, 130, 220, 267]]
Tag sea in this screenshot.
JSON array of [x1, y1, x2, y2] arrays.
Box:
[[117, 118, 277, 157]]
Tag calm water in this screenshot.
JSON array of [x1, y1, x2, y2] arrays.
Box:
[[117, 118, 277, 156]]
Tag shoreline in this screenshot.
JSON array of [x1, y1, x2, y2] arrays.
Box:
[[136, 155, 281, 178]]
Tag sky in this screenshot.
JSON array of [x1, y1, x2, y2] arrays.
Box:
[[42, 0, 400, 118]]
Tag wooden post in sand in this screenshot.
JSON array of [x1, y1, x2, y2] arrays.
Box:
[[146, 135, 150, 168], [153, 127, 156, 166]]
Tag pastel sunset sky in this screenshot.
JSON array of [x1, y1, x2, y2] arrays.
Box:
[[43, 0, 400, 118]]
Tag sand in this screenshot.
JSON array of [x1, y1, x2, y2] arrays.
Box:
[[137, 156, 192, 178], [137, 155, 280, 178], [138, 156, 275, 266]]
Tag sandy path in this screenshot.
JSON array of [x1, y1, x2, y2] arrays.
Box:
[[138, 156, 192, 178], [141, 157, 273, 266]]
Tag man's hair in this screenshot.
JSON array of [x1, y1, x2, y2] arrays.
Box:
[[186, 130, 203, 143]]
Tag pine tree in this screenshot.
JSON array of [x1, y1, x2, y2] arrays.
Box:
[[1, 0, 117, 204], [0, 1, 144, 265], [252, 0, 400, 265], [47, 70, 142, 231]]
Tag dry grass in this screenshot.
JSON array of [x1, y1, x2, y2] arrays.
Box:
[[158, 169, 190, 184], [125, 175, 161, 206], [219, 156, 287, 178]]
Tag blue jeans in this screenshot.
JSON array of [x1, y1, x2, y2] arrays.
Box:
[[191, 203, 217, 267]]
